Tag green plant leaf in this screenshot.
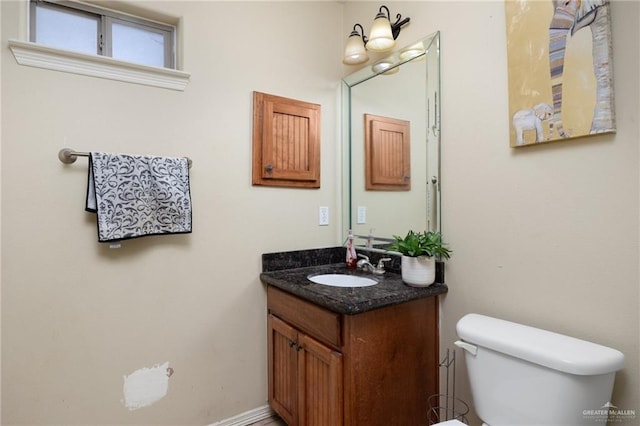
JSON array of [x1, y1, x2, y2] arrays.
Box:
[[387, 230, 451, 259]]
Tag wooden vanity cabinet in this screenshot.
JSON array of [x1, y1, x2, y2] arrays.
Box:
[[268, 315, 343, 425], [267, 286, 439, 426]]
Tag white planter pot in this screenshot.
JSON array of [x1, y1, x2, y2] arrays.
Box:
[[401, 255, 436, 287]]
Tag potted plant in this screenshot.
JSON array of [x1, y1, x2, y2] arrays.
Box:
[[388, 230, 452, 287]]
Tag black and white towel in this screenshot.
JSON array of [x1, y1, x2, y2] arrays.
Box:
[[86, 152, 192, 243]]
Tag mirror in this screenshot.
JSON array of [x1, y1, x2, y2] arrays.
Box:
[[342, 32, 441, 248]]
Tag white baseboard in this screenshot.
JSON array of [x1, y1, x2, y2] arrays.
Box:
[[209, 404, 275, 426]]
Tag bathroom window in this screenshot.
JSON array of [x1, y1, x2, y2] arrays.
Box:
[[30, 0, 176, 69]]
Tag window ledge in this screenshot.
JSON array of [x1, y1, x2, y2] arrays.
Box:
[[8, 39, 190, 91]]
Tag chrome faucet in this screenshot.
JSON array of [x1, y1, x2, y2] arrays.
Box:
[[357, 254, 392, 275]]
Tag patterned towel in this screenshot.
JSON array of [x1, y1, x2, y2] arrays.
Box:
[[86, 152, 192, 243]]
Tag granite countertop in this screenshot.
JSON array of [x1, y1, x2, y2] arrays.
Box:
[[261, 247, 448, 315]]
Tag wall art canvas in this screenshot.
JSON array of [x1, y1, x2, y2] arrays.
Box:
[[505, 0, 615, 147]]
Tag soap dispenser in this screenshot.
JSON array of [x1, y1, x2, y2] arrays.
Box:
[[346, 229, 357, 269]]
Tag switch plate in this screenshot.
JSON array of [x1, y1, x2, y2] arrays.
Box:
[[319, 206, 329, 225], [357, 206, 367, 224]]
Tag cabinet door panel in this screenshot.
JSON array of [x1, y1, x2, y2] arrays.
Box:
[[299, 334, 343, 426], [268, 315, 299, 425]]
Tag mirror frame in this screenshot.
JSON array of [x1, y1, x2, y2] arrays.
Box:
[[341, 31, 441, 248]]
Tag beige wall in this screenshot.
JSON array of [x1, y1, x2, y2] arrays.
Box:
[[2, 1, 638, 425], [1, 1, 343, 424]]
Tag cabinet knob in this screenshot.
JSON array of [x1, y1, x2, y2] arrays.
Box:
[[265, 164, 274, 173], [288, 339, 303, 351]]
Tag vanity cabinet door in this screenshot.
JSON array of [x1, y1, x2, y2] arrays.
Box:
[[268, 314, 299, 425], [298, 333, 343, 426], [268, 314, 343, 426]]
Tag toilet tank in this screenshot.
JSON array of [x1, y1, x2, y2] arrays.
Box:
[[455, 314, 624, 426]]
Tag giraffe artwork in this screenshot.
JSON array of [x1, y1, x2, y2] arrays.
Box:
[[505, 0, 615, 147]]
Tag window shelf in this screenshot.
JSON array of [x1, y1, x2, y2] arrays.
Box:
[[8, 39, 190, 91]]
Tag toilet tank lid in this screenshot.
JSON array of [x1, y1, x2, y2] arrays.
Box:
[[456, 314, 624, 375]]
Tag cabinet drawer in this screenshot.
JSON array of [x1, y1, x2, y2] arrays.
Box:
[[267, 286, 342, 348]]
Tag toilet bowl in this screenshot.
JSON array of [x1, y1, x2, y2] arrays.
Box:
[[434, 313, 624, 426]]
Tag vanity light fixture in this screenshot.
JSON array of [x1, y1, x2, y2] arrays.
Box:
[[342, 5, 411, 65]]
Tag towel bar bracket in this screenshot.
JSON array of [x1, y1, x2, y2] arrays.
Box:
[[58, 148, 192, 168], [58, 148, 82, 164]]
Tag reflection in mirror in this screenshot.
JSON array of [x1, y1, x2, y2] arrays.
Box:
[[342, 32, 441, 250]]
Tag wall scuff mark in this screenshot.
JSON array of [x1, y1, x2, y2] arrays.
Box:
[[122, 362, 171, 411]]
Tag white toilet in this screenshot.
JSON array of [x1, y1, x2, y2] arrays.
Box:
[[439, 313, 625, 426]]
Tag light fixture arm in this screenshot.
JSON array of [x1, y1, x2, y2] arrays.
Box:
[[391, 14, 411, 40], [350, 23, 368, 45], [377, 5, 391, 19]]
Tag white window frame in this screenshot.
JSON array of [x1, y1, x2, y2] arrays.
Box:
[[8, 0, 190, 91]]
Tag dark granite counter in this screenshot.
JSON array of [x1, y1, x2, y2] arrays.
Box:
[[261, 247, 448, 315]]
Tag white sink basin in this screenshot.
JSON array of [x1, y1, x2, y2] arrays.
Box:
[[307, 273, 378, 287]]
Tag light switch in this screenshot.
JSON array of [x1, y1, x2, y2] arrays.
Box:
[[319, 206, 329, 225], [357, 206, 367, 224]]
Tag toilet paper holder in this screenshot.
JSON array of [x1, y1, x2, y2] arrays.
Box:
[[427, 348, 469, 424]]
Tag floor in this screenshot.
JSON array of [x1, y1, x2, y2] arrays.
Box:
[[249, 416, 286, 426]]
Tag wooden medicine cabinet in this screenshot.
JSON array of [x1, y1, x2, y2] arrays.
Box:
[[252, 92, 321, 188]]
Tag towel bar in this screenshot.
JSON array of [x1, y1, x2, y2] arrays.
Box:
[[58, 148, 193, 168]]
